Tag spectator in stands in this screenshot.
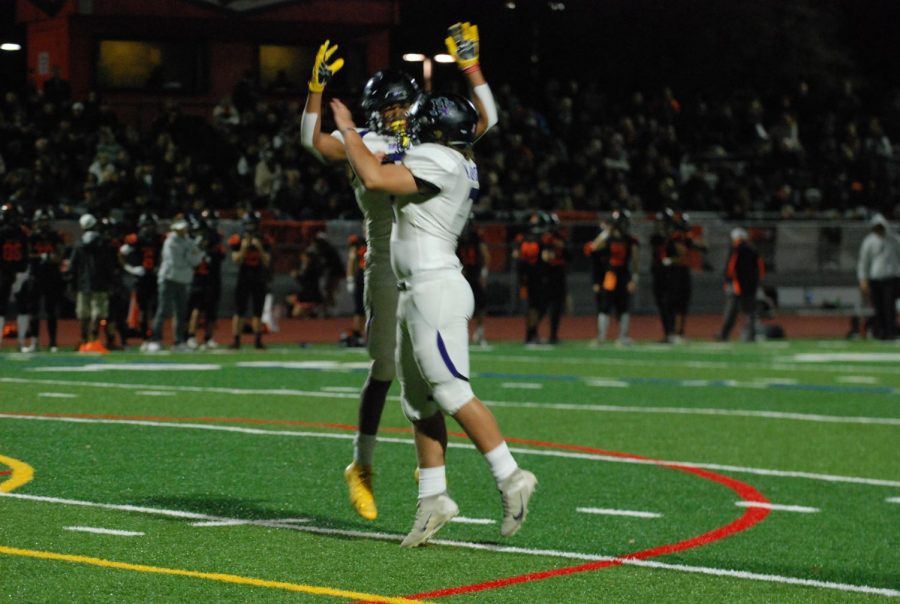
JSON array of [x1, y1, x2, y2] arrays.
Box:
[[857, 214, 899, 340]]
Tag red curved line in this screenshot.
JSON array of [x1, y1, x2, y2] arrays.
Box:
[[5, 412, 770, 599], [405, 439, 770, 600]]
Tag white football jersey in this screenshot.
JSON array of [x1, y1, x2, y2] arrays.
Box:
[[332, 128, 406, 277], [391, 143, 479, 280]]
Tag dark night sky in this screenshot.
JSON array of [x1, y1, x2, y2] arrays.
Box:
[[393, 0, 900, 100], [2, 0, 899, 101]]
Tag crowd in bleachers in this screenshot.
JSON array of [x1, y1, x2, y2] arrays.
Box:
[[1, 73, 898, 226]]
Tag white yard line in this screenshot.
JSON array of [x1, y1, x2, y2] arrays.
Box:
[[576, 507, 661, 519], [135, 391, 176, 397], [37, 393, 77, 398], [0, 412, 897, 488], [3, 376, 896, 426], [886, 497, 900, 504], [191, 517, 310, 528], [500, 382, 543, 389], [585, 379, 629, 388], [837, 376, 879, 385], [475, 352, 900, 376], [735, 501, 820, 513], [63, 526, 144, 537], [450, 516, 496, 525], [3, 491, 896, 598], [483, 400, 900, 426]]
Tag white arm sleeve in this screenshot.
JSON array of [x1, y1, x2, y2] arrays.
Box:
[[300, 110, 325, 163], [473, 83, 499, 134]]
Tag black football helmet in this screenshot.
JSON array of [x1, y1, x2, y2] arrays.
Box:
[[611, 208, 631, 232], [360, 70, 420, 134], [33, 208, 54, 230], [1, 203, 20, 226], [242, 210, 261, 233], [138, 211, 158, 229], [408, 93, 478, 148], [200, 208, 220, 230]]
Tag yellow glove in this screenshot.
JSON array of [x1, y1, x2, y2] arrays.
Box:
[[445, 22, 480, 72], [308, 40, 345, 93]]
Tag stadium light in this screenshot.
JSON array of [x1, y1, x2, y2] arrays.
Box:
[[402, 53, 454, 91], [1, 42, 22, 52]]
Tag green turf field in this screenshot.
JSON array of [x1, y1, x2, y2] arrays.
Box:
[[1, 339, 898, 602]]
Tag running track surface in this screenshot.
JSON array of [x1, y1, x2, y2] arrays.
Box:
[[6, 314, 850, 349]]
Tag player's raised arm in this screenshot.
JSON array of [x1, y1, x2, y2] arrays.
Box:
[[330, 98, 420, 195], [301, 40, 348, 163], [446, 22, 498, 140]]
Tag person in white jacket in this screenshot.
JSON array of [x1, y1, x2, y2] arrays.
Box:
[[857, 213, 899, 340], [145, 217, 203, 352]]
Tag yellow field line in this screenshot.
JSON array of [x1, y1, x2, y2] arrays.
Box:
[[0, 545, 429, 603], [0, 454, 33, 492]]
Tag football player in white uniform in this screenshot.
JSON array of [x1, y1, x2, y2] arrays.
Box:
[[300, 23, 499, 522], [331, 92, 536, 547]]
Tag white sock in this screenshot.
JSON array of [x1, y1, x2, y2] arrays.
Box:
[[418, 466, 447, 499], [619, 313, 630, 339], [484, 442, 518, 484], [353, 433, 376, 467], [598, 313, 609, 341]]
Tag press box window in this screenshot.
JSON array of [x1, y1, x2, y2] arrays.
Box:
[[96, 40, 205, 93]]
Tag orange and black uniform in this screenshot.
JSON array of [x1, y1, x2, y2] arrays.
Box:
[[189, 229, 225, 326], [0, 223, 29, 318], [649, 229, 674, 337], [123, 232, 163, 337], [542, 228, 570, 343], [458, 228, 486, 314], [348, 234, 366, 316], [663, 228, 696, 316], [718, 240, 765, 341], [26, 227, 64, 346], [515, 231, 546, 312], [229, 232, 272, 317], [593, 232, 639, 317]]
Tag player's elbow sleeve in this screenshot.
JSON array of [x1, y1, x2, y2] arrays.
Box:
[[300, 111, 326, 163], [474, 84, 499, 131]]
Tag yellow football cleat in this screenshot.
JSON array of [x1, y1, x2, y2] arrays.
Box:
[[344, 462, 377, 520]]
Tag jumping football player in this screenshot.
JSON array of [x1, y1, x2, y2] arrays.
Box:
[[332, 91, 535, 546], [300, 21, 498, 521]]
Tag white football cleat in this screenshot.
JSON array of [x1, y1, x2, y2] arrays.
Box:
[[499, 468, 537, 537], [400, 493, 459, 548]]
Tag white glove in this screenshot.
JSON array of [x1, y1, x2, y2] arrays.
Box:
[[125, 265, 146, 277], [346, 280, 355, 295]]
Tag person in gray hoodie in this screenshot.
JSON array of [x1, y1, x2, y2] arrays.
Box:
[[857, 213, 899, 340], [145, 216, 203, 352]]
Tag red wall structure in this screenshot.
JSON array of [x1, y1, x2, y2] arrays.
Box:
[[16, 0, 396, 112]]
